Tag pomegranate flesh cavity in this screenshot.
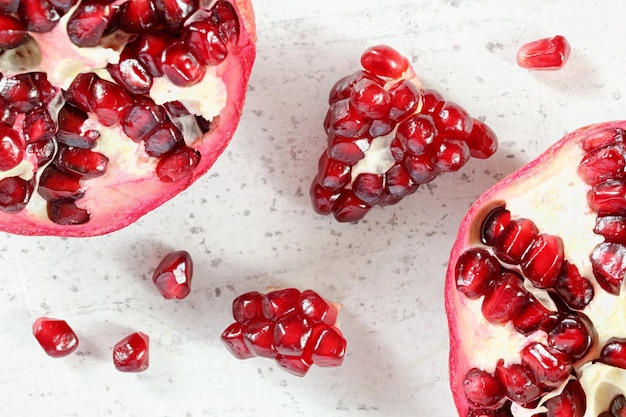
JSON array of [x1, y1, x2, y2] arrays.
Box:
[[152, 249, 193, 299], [310, 45, 498, 222], [0, 0, 256, 236], [445, 122, 626, 417], [113, 331, 149, 372], [516, 35, 571, 70], [32, 316, 79, 357], [221, 288, 346, 376]]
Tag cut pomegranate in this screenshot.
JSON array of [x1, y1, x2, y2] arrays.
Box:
[[32, 317, 79, 358], [113, 331, 149, 372], [311, 45, 498, 222], [516, 35, 571, 70], [445, 122, 626, 417], [152, 250, 193, 299], [0, 0, 255, 236], [221, 288, 345, 376]]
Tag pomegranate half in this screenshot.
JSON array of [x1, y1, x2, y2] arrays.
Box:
[[445, 121, 626, 417], [0, 0, 255, 236]]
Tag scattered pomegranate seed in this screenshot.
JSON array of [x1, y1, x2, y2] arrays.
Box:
[[113, 332, 150, 372], [152, 250, 193, 299], [32, 317, 79, 358], [516, 35, 571, 70], [222, 288, 346, 376]]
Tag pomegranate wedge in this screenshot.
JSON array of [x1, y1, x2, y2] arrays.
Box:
[[0, 0, 255, 236], [445, 121, 626, 417]]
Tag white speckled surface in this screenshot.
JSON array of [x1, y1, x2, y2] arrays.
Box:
[[2, 1, 626, 416]]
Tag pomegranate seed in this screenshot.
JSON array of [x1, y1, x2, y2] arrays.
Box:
[[155, 0, 198, 31], [552, 261, 594, 310], [349, 78, 392, 119], [387, 79, 420, 121], [493, 218, 539, 265], [600, 338, 626, 369], [0, 176, 33, 213], [37, 166, 84, 201], [56, 104, 100, 149], [360, 44, 409, 79], [155, 145, 201, 183], [589, 179, 626, 216], [117, 0, 159, 32], [517, 35, 571, 70], [308, 325, 346, 367], [152, 250, 193, 299], [332, 189, 371, 223], [221, 322, 254, 360], [316, 152, 351, 191], [19, 0, 61, 32], [89, 78, 134, 126], [420, 88, 445, 115], [184, 18, 228, 66], [581, 127, 625, 152], [590, 242, 626, 295], [262, 288, 300, 319], [352, 172, 384, 205], [495, 361, 544, 405], [481, 206, 512, 246], [32, 317, 79, 358], [326, 99, 371, 139], [209, 0, 240, 44], [310, 181, 341, 215], [65, 73, 98, 113], [520, 233, 564, 288], [381, 163, 418, 205], [611, 395, 626, 417], [396, 114, 440, 156], [54, 146, 109, 179], [544, 380, 586, 417], [404, 153, 439, 184], [512, 295, 551, 335], [328, 135, 370, 166], [27, 139, 55, 166], [544, 314, 592, 360], [520, 342, 572, 388], [113, 332, 149, 372], [328, 70, 385, 105], [594, 215, 626, 244], [66, 3, 118, 48], [132, 31, 173, 77], [144, 119, 184, 157], [0, 0, 19, 13], [122, 97, 167, 142], [273, 311, 312, 356], [275, 354, 312, 377], [578, 144, 626, 186], [0, 73, 46, 114], [23, 107, 56, 143], [47, 199, 90, 225], [389, 136, 405, 162], [0, 96, 16, 126], [466, 119, 498, 159], [455, 248, 501, 299], [432, 139, 471, 173], [462, 368, 505, 408], [481, 272, 528, 324], [0, 126, 25, 171], [107, 55, 153, 95], [232, 291, 265, 325], [242, 319, 276, 358], [298, 289, 338, 325], [0, 13, 28, 49], [160, 41, 207, 87], [436, 101, 474, 141]]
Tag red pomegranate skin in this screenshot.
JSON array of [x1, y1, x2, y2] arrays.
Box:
[[0, 1, 256, 237], [444, 121, 626, 417]]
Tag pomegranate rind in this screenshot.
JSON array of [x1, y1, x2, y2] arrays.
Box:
[[444, 121, 626, 417], [0, 0, 256, 237]]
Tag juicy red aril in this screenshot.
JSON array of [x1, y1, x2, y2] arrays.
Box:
[[19, 0, 61, 32], [381, 163, 418, 205], [90, 78, 134, 127], [160, 41, 207, 87], [462, 368, 505, 408], [360, 44, 409, 79], [578, 144, 626, 186], [611, 395, 626, 417], [481, 272, 527, 324], [310, 181, 341, 215], [455, 248, 501, 299], [47, 199, 90, 225], [594, 215, 626, 243], [436, 101, 473, 140], [184, 18, 228, 66], [553, 261, 594, 310], [466, 119, 499, 159], [349, 78, 391, 119], [0, 176, 33, 213], [316, 152, 351, 191], [332, 189, 371, 223], [155, 145, 201, 183], [23, 107, 56, 143], [396, 114, 439, 156], [113, 332, 149, 372], [0, 72, 55, 113], [520, 233, 564, 289], [144, 119, 184, 157], [0, 126, 24, 171], [481, 206, 512, 246], [516, 35, 571, 70], [520, 342, 572, 388], [600, 338, 626, 369], [155, 0, 198, 32], [223, 288, 345, 376], [0, 13, 27, 49], [107, 56, 153, 96], [117, 0, 159, 33], [495, 361, 544, 405], [56, 103, 100, 148], [544, 380, 586, 417], [589, 179, 626, 216], [55, 146, 109, 179], [352, 172, 384, 205], [66, 2, 118, 48], [493, 218, 539, 265], [152, 250, 193, 299], [544, 314, 592, 360], [387, 79, 420, 122], [432, 139, 471, 173], [512, 295, 551, 335], [32, 317, 79, 358], [38, 166, 84, 201], [590, 242, 626, 295]]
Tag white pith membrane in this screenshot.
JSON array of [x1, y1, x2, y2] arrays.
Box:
[[0, 2, 232, 227], [447, 124, 626, 417]]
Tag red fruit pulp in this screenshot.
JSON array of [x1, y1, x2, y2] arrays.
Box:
[[516, 35, 571, 70], [152, 250, 193, 299], [0, 0, 256, 236], [445, 122, 626, 417], [32, 316, 79, 357], [113, 331, 150, 372]]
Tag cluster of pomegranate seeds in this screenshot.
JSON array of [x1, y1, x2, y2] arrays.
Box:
[[310, 44, 498, 222], [221, 288, 346, 376], [0, 0, 242, 227], [152, 249, 193, 299], [32, 317, 79, 358], [516, 35, 571, 70], [113, 331, 150, 372]]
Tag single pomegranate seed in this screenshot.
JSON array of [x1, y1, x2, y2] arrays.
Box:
[[122, 97, 167, 142], [600, 338, 626, 369], [481, 272, 528, 324], [481, 206, 512, 246], [544, 380, 586, 417], [396, 114, 440, 156], [262, 288, 300, 318], [466, 119, 499, 159], [27, 139, 55, 166], [404, 153, 439, 184], [38, 166, 84, 201], [18, 0, 61, 32], [275, 354, 312, 377], [455, 248, 501, 299], [590, 242, 626, 295], [517, 35, 571, 70], [47, 199, 90, 225], [432, 139, 471, 173], [420, 88, 445, 115], [107, 55, 153, 95], [308, 325, 346, 367], [298, 289, 338, 325], [0, 126, 25, 171], [56, 104, 100, 149], [493, 218, 539, 265], [552, 261, 594, 310], [0, 96, 16, 126], [184, 18, 228, 66], [520, 342, 572, 388], [387, 79, 420, 122], [435, 101, 474, 141], [360, 44, 409, 79], [328, 135, 370, 166], [594, 215, 626, 244], [512, 295, 551, 335], [332, 189, 371, 223], [495, 361, 544, 405], [462, 368, 505, 408], [381, 163, 418, 205], [544, 314, 592, 360], [221, 322, 254, 360], [54, 146, 109, 179], [611, 395, 626, 417], [349, 78, 392, 119], [273, 311, 312, 356], [160, 41, 207, 87], [316, 152, 351, 191], [65, 72, 98, 113], [117, 0, 159, 32], [32, 317, 79, 358], [209, 0, 240, 44], [326, 99, 371, 139], [232, 291, 265, 325], [66, 3, 118, 48], [310, 181, 341, 215], [352, 172, 385, 205], [0, 176, 33, 213], [588, 179, 626, 216], [155, 0, 198, 31], [89, 78, 134, 126], [23, 107, 56, 143], [0, 13, 28, 49], [520, 233, 564, 288], [328, 70, 385, 105], [155, 145, 201, 183], [132, 30, 173, 77], [0, 73, 48, 114], [581, 127, 625, 152], [578, 144, 626, 186], [113, 332, 150, 372], [144, 119, 184, 157], [242, 319, 276, 358], [152, 250, 193, 299]]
